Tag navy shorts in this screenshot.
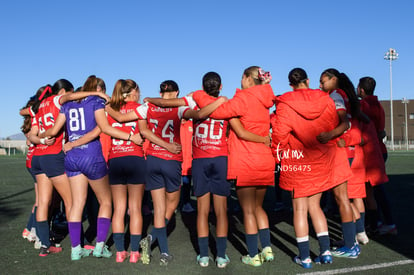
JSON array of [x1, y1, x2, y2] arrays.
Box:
[[31, 151, 65, 178], [192, 156, 231, 197], [26, 167, 36, 182], [64, 154, 108, 180], [108, 156, 146, 185], [145, 155, 181, 192]]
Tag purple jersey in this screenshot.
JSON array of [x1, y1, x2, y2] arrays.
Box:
[[60, 96, 105, 157]]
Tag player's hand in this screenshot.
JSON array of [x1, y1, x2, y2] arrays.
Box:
[[263, 135, 271, 147], [63, 142, 73, 153], [337, 138, 346, 147], [317, 132, 333, 144], [130, 134, 144, 146], [96, 92, 111, 104], [166, 142, 182, 154], [45, 137, 56, 146]]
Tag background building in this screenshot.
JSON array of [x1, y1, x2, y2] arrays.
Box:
[[380, 99, 414, 149]]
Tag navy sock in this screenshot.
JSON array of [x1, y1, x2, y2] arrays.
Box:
[[355, 218, 365, 234], [297, 236, 310, 260], [316, 232, 330, 254], [258, 228, 271, 248], [342, 221, 356, 248], [37, 220, 50, 247], [26, 212, 34, 230], [32, 206, 38, 231], [198, 236, 209, 257], [154, 227, 168, 254], [216, 237, 227, 258], [113, 233, 125, 252], [130, 234, 141, 252], [245, 233, 258, 257], [359, 212, 366, 230]]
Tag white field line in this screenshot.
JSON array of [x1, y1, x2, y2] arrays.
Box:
[[301, 259, 414, 275]]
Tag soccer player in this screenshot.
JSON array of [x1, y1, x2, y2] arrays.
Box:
[[358, 77, 396, 235], [272, 68, 339, 268], [318, 69, 359, 258], [106, 79, 146, 263]]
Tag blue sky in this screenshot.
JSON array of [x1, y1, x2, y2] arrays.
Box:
[[0, 0, 412, 138]]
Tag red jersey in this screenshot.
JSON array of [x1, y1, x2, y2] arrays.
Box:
[[33, 95, 64, 156], [107, 102, 144, 159], [180, 120, 193, 175], [184, 93, 228, 159], [135, 102, 189, 161]]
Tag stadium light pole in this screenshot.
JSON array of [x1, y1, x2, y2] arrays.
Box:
[[402, 98, 409, 151], [384, 48, 398, 151]]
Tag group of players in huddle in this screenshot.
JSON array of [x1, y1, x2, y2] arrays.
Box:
[[19, 66, 395, 269]]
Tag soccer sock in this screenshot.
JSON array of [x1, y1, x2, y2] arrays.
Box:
[[359, 212, 366, 230], [258, 228, 271, 248], [96, 217, 111, 243], [316, 232, 330, 254], [154, 227, 169, 254], [297, 236, 310, 260], [113, 233, 125, 252], [26, 212, 34, 230], [32, 206, 38, 231], [245, 233, 258, 257], [216, 236, 227, 258], [68, 222, 82, 248], [342, 221, 356, 248], [182, 176, 192, 204], [198, 236, 209, 257], [37, 220, 50, 248], [355, 217, 365, 234], [130, 234, 141, 252]]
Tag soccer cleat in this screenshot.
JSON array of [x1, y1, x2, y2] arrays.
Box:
[[196, 255, 210, 267], [140, 234, 152, 264], [129, 251, 141, 263], [116, 251, 129, 263], [378, 224, 398, 235], [93, 242, 112, 258], [261, 246, 274, 262], [84, 244, 95, 250], [39, 245, 62, 257], [354, 243, 361, 256], [181, 202, 196, 213], [160, 253, 173, 266], [314, 250, 333, 264], [22, 228, 30, 240], [357, 231, 369, 245], [34, 237, 41, 249], [71, 245, 92, 261], [215, 255, 230, 268], [331, 245, 359, 259], [294, 256, 312, 268], [241, 254, 263, 267]]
